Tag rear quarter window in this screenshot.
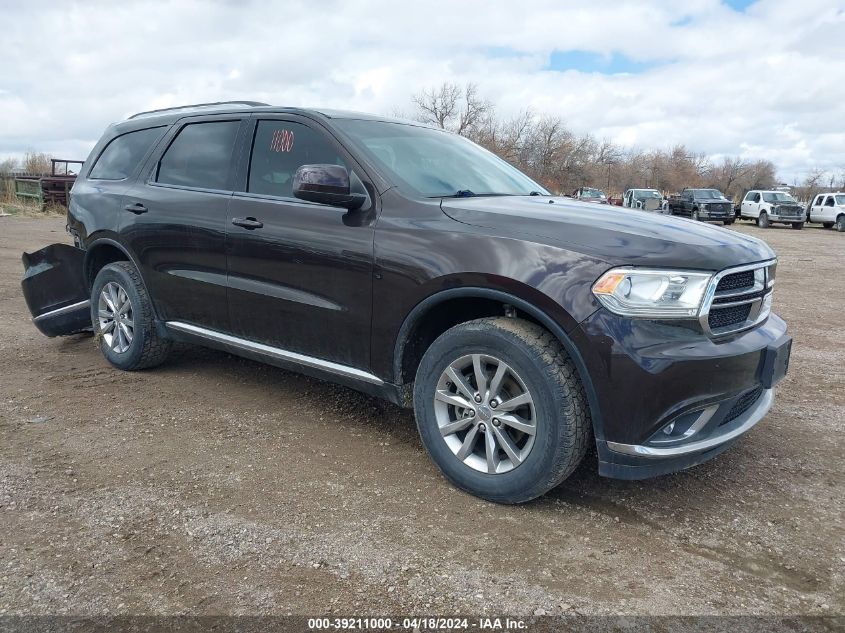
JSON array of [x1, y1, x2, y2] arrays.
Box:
[[88, 127, 165, 180]]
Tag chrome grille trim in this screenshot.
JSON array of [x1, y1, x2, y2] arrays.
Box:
[[699, 259, 777, 337]]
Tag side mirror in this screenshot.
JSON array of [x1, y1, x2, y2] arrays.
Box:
[[293, 164, 366, 210]]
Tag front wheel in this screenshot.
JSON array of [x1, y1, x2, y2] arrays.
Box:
[[758, 212, 770, 228], [723, 219, 734, 225], [413, 317, 591, 504], [837, 215, 845, 232], [791, 222, 804, 230], [91, 262, 172, 371]]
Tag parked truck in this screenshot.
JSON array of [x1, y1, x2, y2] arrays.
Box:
[[668, 189, 734, 224], [739, 190, 805, 229]]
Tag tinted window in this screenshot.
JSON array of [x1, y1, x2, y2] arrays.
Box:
[[89, 127, 164, 180], [247, 120, 346, 198], [825, 196, 835, 207], [157, 121, 240, 190]]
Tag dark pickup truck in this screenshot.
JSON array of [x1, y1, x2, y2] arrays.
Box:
[[20, 102, 790, 504], [669, 188, 735, 224]]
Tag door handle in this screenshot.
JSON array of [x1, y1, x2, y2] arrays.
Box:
[[232, 217, 263, 230], [123, 203, 148, 214]]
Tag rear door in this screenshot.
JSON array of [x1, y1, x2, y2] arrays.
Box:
[[120, 114, 248, 331], [225, 115, 377, 369], [822, 195, 836, 222]]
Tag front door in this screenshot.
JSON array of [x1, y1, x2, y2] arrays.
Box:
[[120, 115, 246, 331], [225, 116, 377, 370], [741, 192, 759, 218]]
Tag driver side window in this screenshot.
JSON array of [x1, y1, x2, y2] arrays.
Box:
[[247, 120, 346, 199]]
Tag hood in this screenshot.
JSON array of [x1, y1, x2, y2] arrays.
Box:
[[441, 196, 774, 271]]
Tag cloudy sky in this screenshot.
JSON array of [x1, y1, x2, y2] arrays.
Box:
[[2, 0, 843, 182]]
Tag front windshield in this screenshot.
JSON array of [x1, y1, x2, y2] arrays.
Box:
[[634, 190, 661, 199], [693, 189, 724, 199], [582, 189, 605, 198], [335, 119, 549, 198], [762, 192, 796, 203], [836, 195, 845, 205]]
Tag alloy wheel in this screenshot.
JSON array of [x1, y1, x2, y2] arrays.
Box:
[[97, 281, 134, 354], [434, 354, 536, 474]]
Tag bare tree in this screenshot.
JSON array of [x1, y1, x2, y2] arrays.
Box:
[[412, 82, 492, 138], [23, 151, 52, 175]]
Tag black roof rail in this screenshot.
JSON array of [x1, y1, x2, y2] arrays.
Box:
[[128, 101, 270, 120]]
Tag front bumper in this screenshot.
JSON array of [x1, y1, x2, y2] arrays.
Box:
[[571, 309, 789, 480]]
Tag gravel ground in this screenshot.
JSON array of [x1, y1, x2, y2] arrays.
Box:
[[0, 216, 842, 618]]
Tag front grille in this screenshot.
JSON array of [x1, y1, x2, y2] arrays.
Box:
[[720, 386, 764, 426], [716, 270, 754, 292], [708, 303, 752, 329], [702, 260, 773, 336], [775, 205, 802, 218]]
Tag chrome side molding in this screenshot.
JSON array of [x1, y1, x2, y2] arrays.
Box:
[[165, 321, 384, 386], [34, 299, 90, 322]]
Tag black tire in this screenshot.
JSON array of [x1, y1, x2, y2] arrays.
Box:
[[723, 219, 734, 225], [791, 222, 804, 230], [413, 317, 591, 504], [837, 215, 845, 232], [823, 222, 833, 229], [758, 212, 770, 228], [90, 261, 171, 371]]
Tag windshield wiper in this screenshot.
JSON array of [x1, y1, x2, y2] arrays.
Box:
[[431, 190, 542, 198]]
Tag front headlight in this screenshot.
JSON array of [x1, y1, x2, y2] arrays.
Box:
[[592, 268, 713, 318]]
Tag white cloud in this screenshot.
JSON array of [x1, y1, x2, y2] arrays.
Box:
[[1, 0, 843, 183]]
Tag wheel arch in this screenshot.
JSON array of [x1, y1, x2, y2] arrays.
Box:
[[83, 238, 159, 321], [393, 287, 604, 438]]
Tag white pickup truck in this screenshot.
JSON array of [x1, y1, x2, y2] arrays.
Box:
[[807, 192, 845, 232], [740, 190, 805, 229]]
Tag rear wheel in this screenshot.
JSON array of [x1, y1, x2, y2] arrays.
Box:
[[723, 219, 734, 225], [791, 222, 804, 230], [91, 262, 171, 371], [758, 212, 770, 228], [413, 317, 591, 504]]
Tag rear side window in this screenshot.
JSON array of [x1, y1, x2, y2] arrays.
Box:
[[156, 120, 241, 190], [247, 120, 346, 199], [88, 127, 164, 180]]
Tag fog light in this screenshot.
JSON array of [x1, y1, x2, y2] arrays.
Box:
[[663, 422, 675, 435]]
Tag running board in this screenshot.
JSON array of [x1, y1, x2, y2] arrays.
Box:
[[165, 321, 384, 386]]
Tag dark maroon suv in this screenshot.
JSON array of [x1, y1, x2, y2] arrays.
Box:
[[21, 102, 791, 503]]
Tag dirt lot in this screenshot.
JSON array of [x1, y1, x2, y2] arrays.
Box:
[[0, 216, 842, 618]]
